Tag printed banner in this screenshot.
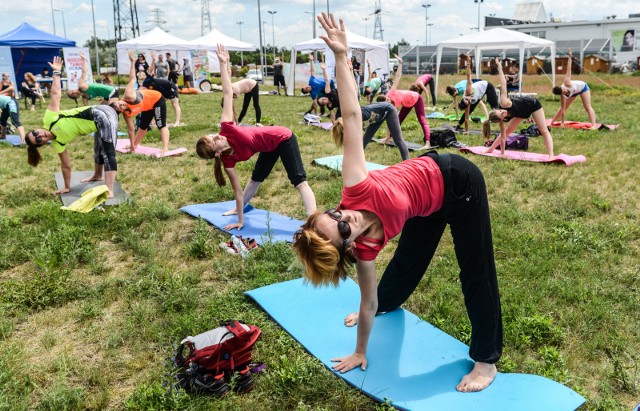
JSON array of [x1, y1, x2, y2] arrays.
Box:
[[62, 47, 93, 90], [190, 49, 210, 90], [0, 47, 17, 93], [611, 29, 638, 52]]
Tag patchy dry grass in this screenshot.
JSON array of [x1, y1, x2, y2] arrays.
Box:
[[1, 73, 639, 410]]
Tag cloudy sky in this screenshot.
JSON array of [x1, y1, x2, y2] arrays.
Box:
[[2, 0, 638, 48]]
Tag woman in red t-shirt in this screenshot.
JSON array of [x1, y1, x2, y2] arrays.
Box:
[[293, 14, 502, 394], [378, 55, 431, 149], [196, 45, 316, 231]]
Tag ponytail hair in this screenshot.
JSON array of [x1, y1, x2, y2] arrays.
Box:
[[482, 111, 502, 141], [196, 136, 230, 187], [331, 118, 344, 147], [24, 132, 43, 167]]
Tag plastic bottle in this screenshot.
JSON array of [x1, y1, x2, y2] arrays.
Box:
[[231, 235, 249, 259]]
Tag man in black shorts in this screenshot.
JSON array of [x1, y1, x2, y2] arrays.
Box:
[[148, 52, 183, 126], [165, 53, 181, 85], [273, 58, 286, 95]]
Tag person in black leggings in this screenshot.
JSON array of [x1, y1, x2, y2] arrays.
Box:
[[457, 67, 499, 134], [237, 82, 261, 125]]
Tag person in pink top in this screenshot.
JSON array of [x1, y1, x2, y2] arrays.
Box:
[[293, 13, 503, 394], [196, 45, 316, 230], [378, 56, 432, 149], [409, 73, 437, 109]]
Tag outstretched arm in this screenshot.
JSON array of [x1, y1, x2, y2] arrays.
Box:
[[464, 62, 473, 96], [563, 48, 573, 87], [149, 51, 157, 76], [318, 13, 367, 187], [308, 53, 316, 77], [496, 58, 511, 108], [223, 167, 245, 231], [390, 54, 402, 91], [78, 53, 89, 92], [321, 62, 331, 94], [47, 56, 64, 112], [217, 44, 235, 123], [123, 51, 138, 102]]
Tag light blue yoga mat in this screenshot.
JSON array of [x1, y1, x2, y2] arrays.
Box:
[[426, 111, 446, 119], [246, 278, 586, 411], [181, 200, 304, 244], [0, 135, 23, 146], [312, 155, 387, 173]]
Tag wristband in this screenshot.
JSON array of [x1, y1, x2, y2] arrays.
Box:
[[52, 71, 61, 76]]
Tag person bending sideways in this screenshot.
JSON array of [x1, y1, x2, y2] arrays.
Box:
[[378, 55, 431, 150], [196, 45, 316, 231], [110, 51, 171, 154], [457, 63, 499, 134], [0, 95, 26, 143], [551, 48, 597, 129], [66, 53, 119, 106], [409, 72, 437, 109], [293, 13, 503, 393], [483, 58, 554, 159], [301, 53, 334, 115], [24, 57, 119, 197], [146, 51, 183, 126]]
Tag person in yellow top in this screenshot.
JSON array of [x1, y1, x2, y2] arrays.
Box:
[[24, 56, 120, 198], [110, 51, 170, 154]]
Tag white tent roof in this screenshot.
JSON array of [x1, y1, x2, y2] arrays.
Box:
[[438, 28, 554, 50], [116, 27, 190, 50], [293, 29, 388, 51], [436, 28, 556, 93], [187, 29, 255, 51]]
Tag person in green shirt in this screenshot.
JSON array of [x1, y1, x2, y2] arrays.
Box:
[[67, 53, 119, 106], [24, 56, 120, 198]]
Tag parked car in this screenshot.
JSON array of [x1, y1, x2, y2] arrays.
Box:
[[246, 69, 263, 82]]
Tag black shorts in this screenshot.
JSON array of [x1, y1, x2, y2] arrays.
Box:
[[184, 74, 193, 83], [138, 97, 167, 130], [251, 134, 306, 186], [108, 88, 120, 100], [274, 74, 286, 87]]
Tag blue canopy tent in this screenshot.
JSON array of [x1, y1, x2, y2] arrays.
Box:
[[0, 22, 75, 86]]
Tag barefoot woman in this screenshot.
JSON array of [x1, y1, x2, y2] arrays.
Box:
[[25, 57, 119, 198], [293, 13, 503, 393]]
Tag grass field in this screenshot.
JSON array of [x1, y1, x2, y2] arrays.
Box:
[[1, 72, 639, 410]]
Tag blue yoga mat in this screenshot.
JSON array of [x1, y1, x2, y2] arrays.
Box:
[[312, 155, 387, 173], [246, 278, 585, 411], [181, 201, 304, 244], [426, 111, 446, 119], [0, 135, 23, 146]]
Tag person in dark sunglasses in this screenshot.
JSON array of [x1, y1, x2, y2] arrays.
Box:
[[293, 13, 502, 394], [25, 56, 120, 198]]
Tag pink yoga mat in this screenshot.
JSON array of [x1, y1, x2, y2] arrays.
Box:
[[459, 146, 586, 167], [545, 119, 619, 130], [116, 139, 188, 158]]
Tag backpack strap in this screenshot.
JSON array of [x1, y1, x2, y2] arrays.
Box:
[[223, 319, 248, 337]]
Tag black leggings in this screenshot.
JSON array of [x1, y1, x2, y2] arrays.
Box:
[[251, 134, 306, 186], [376, 152, 503, 364], [238, 84, 261, 124], [139, 98, 167, 130], [22, 86, 39, 105], [361, 102, 409, 161], [425, 78, 437, 106], [458, 82, 498, 126]]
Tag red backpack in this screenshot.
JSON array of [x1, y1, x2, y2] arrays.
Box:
[[175, 320, 262, 397]]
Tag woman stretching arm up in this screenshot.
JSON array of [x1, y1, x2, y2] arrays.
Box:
[[293, 13, 503, 393]]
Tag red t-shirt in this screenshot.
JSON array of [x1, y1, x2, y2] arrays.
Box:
[[338, 157, 444, 261], [387, 89, 420, 109], [219, 122, 292, 168]]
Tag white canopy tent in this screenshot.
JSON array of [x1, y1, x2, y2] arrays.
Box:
[[435, 28, 556, 94], [187, 29, 255, 51], [288, 30, 389, 96], [116, 27, 191, 74]]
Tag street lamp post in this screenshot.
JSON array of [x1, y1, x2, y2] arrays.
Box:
[[50, 0, 56, 35], [474, 0, 483, 32], [236, 21, 244, 66], [257, 0, 265, 76], [268, 11, 277, 61], [90, 0, 100, 75], [363, 17, 370, 37], [427, 23, 434, 47], [422, 4, 431, 46], [54, 9, 67, 38]]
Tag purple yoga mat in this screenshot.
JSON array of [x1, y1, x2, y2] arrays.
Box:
[[116, 138, 188, 158], [459, 146, 586, 167]]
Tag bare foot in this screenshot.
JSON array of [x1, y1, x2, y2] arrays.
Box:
[[485, 147, 495, 154], [344, 312, 359, 327], [81, 175, 103, 183], [107, 191, 115, 199], [418, 142, 432, 150], [456, 362, 497, 392]]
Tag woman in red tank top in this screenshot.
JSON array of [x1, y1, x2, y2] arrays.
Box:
[[195, 45, 316, 231], [293, 13, 502, 394]]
